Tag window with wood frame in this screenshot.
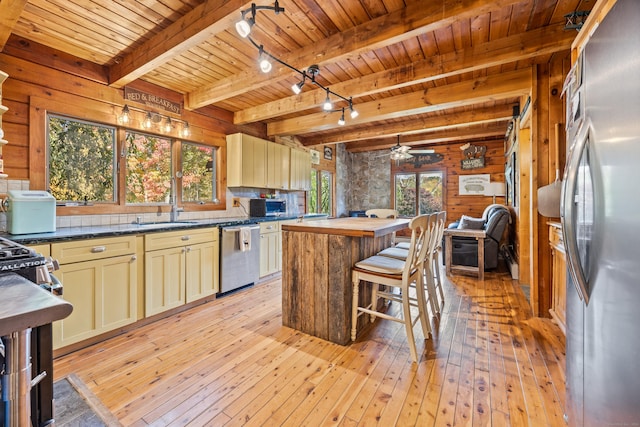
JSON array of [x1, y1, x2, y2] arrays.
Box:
[[394, 170, 444, 216]]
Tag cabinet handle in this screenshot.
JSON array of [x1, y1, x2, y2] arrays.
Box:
[[130, 255, 137, 262], [91, 246, 106, 253], [182, 248, 187, 253], [267, 225, 273, 230], [186, 247, 191, 252], [181, 235, 190, 241]]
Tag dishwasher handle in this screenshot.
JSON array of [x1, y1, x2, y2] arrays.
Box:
[[223, 226, 260, 233]]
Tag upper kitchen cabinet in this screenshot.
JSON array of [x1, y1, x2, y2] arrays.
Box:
[[227, 133, 267, 188], [226, 133, 303, 190], [267, 142, 290, 190], [290, 148, 311, 191]]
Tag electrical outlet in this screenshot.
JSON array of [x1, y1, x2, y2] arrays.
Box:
[[233, 198, 240, 207]]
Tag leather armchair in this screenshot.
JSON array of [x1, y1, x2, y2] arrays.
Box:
[[444, 205, 510, 270]]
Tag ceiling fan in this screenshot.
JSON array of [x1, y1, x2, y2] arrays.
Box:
[[390, 135, 434, 160]]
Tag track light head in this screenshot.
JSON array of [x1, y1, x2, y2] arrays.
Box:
[[235, 19, 253, 38], [259, 58, 272, 73], [349, 99, 359, 118], [258, 46, 272, 73], [338, 108, 345, 126], [323, 89, 332, 111], [292, 75, 305, 95]]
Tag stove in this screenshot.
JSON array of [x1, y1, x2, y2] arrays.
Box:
[[0, 237, 60, 427], [0, 237, 46, 280]]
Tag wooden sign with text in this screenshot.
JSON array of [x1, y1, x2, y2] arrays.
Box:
[[124, 87, 182, 114]]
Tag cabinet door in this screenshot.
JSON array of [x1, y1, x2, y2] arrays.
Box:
[[290, 148, 311, 190], [145, 246, 186, 316], [260, 231, 280, 277], [185, 241, 219, 302], [267, 143, 290, 190], [243, 135, 267, 187], [53, 254, 137, 349]]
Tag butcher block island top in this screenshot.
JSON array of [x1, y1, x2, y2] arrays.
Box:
[[281, 217, 409, 237], [281, 217, 409, 345]]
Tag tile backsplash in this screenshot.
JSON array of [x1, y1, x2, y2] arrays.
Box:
[[0, 182, 306, 232]]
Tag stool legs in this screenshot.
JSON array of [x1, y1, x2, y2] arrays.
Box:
[[351, 272, 360, 341]]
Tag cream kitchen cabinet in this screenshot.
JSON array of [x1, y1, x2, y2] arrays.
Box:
[[259, 221, 280, 277], [267, 142, 290, 190], [226, 133, 268, 188], [51, 235, 139, 349], [28, 243, 50, 257], [290, 148, 311, 190], [144, 227, 219, 316], [227, 133, 294, 190]]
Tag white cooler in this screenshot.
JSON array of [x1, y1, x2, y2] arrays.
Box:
[[6, 190, 56, 234]]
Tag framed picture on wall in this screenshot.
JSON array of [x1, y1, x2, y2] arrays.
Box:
[[324, 146, 333, 160], [505, 152, 517, 206]]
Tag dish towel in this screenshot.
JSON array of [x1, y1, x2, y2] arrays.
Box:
[[239, 227, 251, 252]]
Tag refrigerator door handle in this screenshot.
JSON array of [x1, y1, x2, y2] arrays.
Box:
[[561, 117, 591, 304]]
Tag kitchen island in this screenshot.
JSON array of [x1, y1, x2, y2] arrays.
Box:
[[281, 217, 409, 345]]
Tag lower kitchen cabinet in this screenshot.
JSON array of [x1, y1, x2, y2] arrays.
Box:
[[144, 227, 219, 316], [51, 236, 139, 349], [259, 221, 280, 277], [549, 222, 566, 334]]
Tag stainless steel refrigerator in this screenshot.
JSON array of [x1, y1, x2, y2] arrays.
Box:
[[561, 0, 640, 425]]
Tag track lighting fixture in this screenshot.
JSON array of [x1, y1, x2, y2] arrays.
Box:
[[118, 105, 192, 138], [236, 2, 358, 124], [258, 46, 272, 73], [349, 99, 359, 118], [292, 75, 305, 95], [323, 88, 333, 111], [235, 1, 284, 38]]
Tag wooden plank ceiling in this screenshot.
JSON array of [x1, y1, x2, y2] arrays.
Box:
[[0, 0, 595, 153]]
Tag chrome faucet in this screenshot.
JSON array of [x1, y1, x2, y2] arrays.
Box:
[[169, 177, 183, 222]]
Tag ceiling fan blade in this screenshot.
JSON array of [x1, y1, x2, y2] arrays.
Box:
[[408, 149, 435, 154]]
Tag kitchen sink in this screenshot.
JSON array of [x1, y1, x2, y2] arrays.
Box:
[[135, 221, 198, 228]]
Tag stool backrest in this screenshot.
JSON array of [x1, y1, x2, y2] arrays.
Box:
[[365, 208, 398, 219], [404, 214, 434, 279]]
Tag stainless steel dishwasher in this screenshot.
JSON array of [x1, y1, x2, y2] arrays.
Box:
[[219, 224, 260, 293]]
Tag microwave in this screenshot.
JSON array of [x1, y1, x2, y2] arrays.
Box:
[[249, 199, 287, 217]]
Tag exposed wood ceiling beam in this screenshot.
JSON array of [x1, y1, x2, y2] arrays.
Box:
[[108, 0, 249, 88], [300, 106, 514, 146], [345, 123, 508, 153], [187, 0, 523, 109], [268, 69, 531, 136], [0, 0, 29, 49], [235, 25, 572, 124]]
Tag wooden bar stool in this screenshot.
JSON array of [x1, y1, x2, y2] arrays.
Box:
[[379, 213, 440, 317], [351, 214, 431, 363]]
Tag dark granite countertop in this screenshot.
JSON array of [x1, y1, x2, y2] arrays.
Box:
[[0, 214, 328, 245], [0, 273, 73, 336]]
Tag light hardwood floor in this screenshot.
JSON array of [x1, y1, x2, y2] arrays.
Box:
[[54, 268, 566, 426]]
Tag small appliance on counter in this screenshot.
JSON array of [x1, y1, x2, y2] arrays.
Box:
[[249, 198, 286, 217], [5, 190, 56, 234]]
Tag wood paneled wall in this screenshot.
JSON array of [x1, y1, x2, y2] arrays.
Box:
[[392, 139, 507, 222], [0, 52, 266, 181], [530, 53, 570, 317]]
